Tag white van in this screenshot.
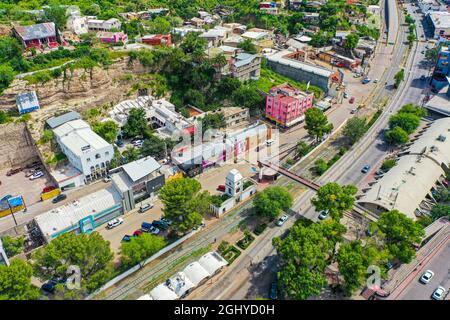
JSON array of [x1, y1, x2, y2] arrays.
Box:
[[266, 139, 274, 146]]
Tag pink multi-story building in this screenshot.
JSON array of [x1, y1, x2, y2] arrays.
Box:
[[265, 83, 314, 127]]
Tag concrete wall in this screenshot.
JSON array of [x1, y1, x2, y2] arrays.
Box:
[[0, 123, 39, 170], [267, 60, 330, 92], [239, 185, 257, 202], [210, 197, 236, 217]]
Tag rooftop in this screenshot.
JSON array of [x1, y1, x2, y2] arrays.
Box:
[[122, 156, 161, 182], [13, 22, 56, 41], [35, 187, 122, 239], [267, 49, 333, 78], [46, 111, 81, 129], [16, 91, 39, 112], [53, 119, 111, 156], [429, 11, 450, 29], [358, 118, 450, 219]]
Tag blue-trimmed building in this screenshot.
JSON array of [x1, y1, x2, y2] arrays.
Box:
[[34, 187, 123, 242], [16, 91, 40, 114]]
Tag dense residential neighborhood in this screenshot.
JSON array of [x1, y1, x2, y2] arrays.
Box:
[[0, 0, 448, 310]]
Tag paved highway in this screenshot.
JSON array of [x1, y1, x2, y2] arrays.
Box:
[[399, 239, 450, 300]]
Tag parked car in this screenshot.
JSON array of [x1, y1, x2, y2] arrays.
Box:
[[138, 203, 153, 213], [29, 171, 44, 180], [0, 195, 12, 202], [349, 97, 355, 104], [103, 176, 111, 183], [350, 108, 358, 114], [373, 79, 378, 83], [431, 286, 446, 300], [52, 194, 67, 204], [6, 167, 22, 176], [107, 218, 124, 229], [375, 169, 385, 176], [121, 235, 133, 242], [141, 222, 153, 232], [133, 230, 143, 237], [269, 282, 278, 300], [132, 139, 144, 147], [161, 217, 172, 226], [116, 140, 124, 147], [420, 270, 435, 284], [361, 165, 371, 174], [149, 226, 160, 235], [343, 92, 349, 98], [152, 220, 169, 231], [362, 78, 371, 84], [42, 186, 56, 193], [217, 185, 226, 192], [318, 210, 330, 220], [276, 214, 288, 226], [420, 75, 426, 81], [41, 277, 65, 294]]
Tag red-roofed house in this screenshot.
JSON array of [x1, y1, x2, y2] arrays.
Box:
[[13, 22, 58, 50], [265, 83, 314, 127], [141, 34, 172, 46]]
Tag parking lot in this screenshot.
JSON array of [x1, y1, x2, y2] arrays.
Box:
[[0, 166, 52, 208], [398, 239, 450, 300]]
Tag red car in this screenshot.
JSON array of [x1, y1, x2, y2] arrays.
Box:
[[349, 97, 355, 104], [217, 185, 226, 192], [133, 230, 143, 237], [42, 186, 56, 193]]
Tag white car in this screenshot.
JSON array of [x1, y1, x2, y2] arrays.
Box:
[[276, 214, 288, 226], [29, 171, 44, 180], [149, 226, 160, 235], [431, 286, 446, 300], [420, 270, 435, 284], [106, 218, 124, 230], [132, 140, 144, 147], [318, 210, 330, 220]]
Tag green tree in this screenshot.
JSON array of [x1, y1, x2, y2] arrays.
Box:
[[200, 113, 225, 134], [295, 140, 311, 159], [44, 5, 68, 30], [376, 210, 425, 263], [122, 146, 141, 163], [311, 182, 358, 220], [0, 64, 14, 91], [405, 15, 415, 25], [123, 108, 149, 138], [398, 103, 428, 117], [32, 232, 114, 294], [92, 120, 119, 143], [389, 112, 420, 134], [237, 39, 257, 54], [344, 33, 360, 51], [430, 204, 450, 220], [180, 32, 207, 58], [0, 259, 40, 300], [313, 159, 328, 176], [141, 134, 172, 159], [232, 86, 264, 115], [425, 47, 439, 65], [384, 126, 409, 145], [159, 177, 211, 234], [146, 16, 172, 34], [381, 159, 396, 172], [254, 186, 293, 220], [0, 37, 23, 63], [304, 107, 333, 142], [394, 69, 404, 88], [0, 236, 24, 257], [342, 117, 367, 146], [120, 233, 167, 267]]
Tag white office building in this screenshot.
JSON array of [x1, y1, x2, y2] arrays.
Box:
[[53, 118, 114, 184]]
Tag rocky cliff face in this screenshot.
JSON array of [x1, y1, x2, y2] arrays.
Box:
[[0, 57, 147, 113]]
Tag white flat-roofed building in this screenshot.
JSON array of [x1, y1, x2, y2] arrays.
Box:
[[419, 0, 447, 14], [34, 187, 123, 242], [87, 18, 121, 32], [198, 251, 228, 275], [428, 11, 450, 39], [149, 283, 179, 300], [53, 119, 114, 183], [358, 118, 450, 219], [166, 272, 195, 298], [182, 261, 210, 286]]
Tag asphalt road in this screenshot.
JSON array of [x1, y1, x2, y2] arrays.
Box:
[[399, 239, 450, 300]]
